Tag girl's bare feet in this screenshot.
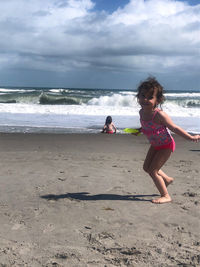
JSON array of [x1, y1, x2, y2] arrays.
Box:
[[164, 177, 174, 187], [152, 194, 172, 204]]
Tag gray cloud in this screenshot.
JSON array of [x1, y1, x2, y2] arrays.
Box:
[[0, 0, 200, 89]]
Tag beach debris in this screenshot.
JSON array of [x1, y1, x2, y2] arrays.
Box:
[[183, 192, 197, 197], [102, 207, 114, 211], [58, 177, 66, 181]]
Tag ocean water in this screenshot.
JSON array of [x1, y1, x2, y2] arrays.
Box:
[[0, 87, 199, 134]]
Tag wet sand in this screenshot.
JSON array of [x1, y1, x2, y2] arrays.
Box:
[[0, 133, 199, 266]]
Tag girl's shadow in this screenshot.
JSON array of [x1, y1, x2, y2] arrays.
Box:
[[40, 192, 158, 202]]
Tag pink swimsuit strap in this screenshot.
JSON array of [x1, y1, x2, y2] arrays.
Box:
[[140, 108, 159, 124], [152, 108, 159, 120]]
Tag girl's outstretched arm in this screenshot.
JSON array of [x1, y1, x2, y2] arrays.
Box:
[[158, 111, 200, 142]]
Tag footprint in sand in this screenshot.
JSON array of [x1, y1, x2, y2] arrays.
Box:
[[19, 246, 31, 255], [43, 223, 55, 233], [11, 221, 25, 230]]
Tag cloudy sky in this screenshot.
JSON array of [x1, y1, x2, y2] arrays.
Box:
[[0, 0, 200, 90]]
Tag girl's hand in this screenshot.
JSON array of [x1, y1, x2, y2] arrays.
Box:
[[131, 127, 142, 136], [132, 131, 141, 136], [191, 135, 200, 142]]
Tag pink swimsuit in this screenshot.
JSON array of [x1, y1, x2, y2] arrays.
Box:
[[106, 130, 114, 134], [140, 109, 175, 152]]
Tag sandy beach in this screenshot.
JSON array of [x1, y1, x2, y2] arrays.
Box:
[[0, 133, 199, 266]]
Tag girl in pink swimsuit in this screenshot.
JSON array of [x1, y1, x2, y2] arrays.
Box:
[[101, 116, 117, 134], [136, 77, 200, 204]]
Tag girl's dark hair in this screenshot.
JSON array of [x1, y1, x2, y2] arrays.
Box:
[[105, 116, 112, 125], [136, 76, 165, 105]]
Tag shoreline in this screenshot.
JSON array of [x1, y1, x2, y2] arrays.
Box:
[[0, 133, 199, 266]]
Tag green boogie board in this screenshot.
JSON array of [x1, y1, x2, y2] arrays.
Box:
[[123, 128, 141, 135]]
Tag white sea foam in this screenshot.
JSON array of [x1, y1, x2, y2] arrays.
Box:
[[0, 103, 139, 116], [0, 88, 35, 93], [162, 102, 200, 117], [88, 93, 137, 108], [166, 92, 200, 98], [49, 89, 68, 93]]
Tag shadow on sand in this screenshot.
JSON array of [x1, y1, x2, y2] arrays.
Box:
[[40, 192, 159, 202]]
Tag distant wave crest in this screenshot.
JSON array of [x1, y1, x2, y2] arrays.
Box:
[[39, 93, 80, 105]]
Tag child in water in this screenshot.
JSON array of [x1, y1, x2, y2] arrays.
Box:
[[136, 77, 200, 204], [102, 116, 117, 134]]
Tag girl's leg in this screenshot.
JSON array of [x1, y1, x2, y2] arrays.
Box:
[[143, 145, 157, 173], [158, 170, 174, 187], [147, 149, 172, 203], [143, 146, 173, 188]]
